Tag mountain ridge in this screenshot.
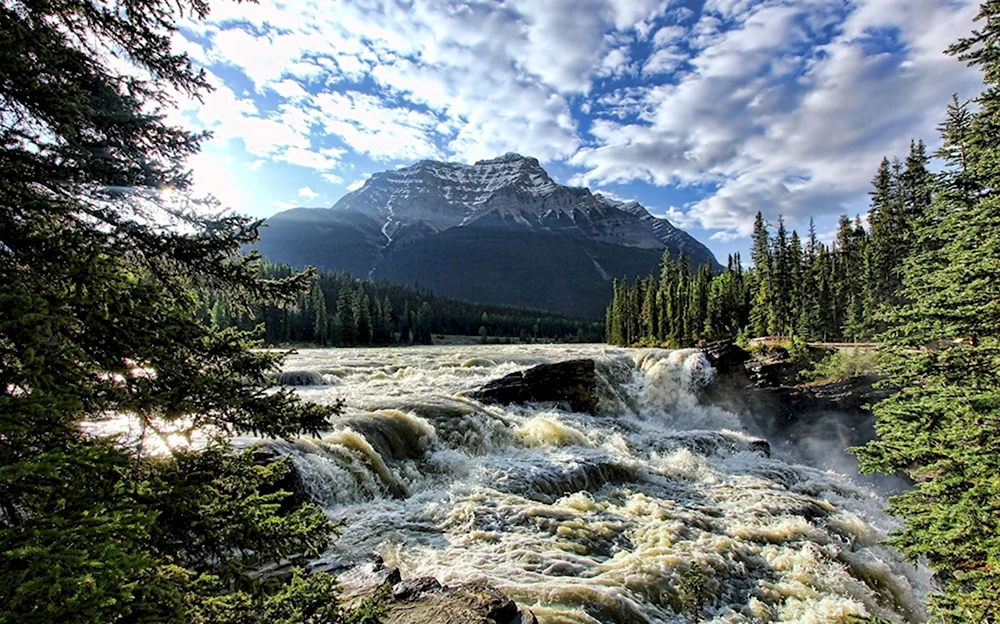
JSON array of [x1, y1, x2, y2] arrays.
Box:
[[255, 153, 719, 318]]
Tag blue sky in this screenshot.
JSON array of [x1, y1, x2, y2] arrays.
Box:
[[170, 0, 983, 260]]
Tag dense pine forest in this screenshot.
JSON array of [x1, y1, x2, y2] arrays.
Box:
[[204, 264, 604, 346], [606, 140, 932, 347]]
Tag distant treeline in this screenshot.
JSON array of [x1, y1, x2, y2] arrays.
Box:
[[202, 263, 604, 346], [607, 140, 931, 347]]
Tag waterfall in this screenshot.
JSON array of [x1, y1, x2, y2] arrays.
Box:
[[254, 344, 928, 623]]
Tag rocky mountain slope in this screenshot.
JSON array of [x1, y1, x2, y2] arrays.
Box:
[[255, 153, 718, 318]]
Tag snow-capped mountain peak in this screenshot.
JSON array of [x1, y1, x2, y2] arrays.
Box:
[[325, 155, 720, 257], [258, 154, 720, 317]]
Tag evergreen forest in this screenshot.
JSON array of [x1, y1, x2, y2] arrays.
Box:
[[205, 264, 604, 346], [605, 140, 932, 347]]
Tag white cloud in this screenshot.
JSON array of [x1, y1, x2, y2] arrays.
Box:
[[346, 174, 371, 191], [270, 79, 310, 100], [709, 229, 749, 243], [573, 0, 983, 237], [606, 0, 670, 30], [274, 146, 343, 171], [298, 186, 319, 199], [211, 28, 295, 88], [592, 188, 634, 203], [179, 0, 650, 170], [643, 46, 686, 75], [652, 25, 685, 47], [597, 45, 635, 78], [175, 0, 986, 244], [311, 91, 442, 161], [224, 117, 311, 157]]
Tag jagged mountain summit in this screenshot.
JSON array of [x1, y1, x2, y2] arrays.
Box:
[[255, 153, 719, 318]]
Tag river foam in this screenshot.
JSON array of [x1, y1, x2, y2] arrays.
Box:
[[264, 344, 927, 623]]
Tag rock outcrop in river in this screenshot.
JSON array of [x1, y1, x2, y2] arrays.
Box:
[[701, 340, 893, 420], [471, 359, 599, 414], [335, 555, 537, 624]]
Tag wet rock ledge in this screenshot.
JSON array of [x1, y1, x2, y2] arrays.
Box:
[[700, 339, 893, 418], [699, 339, 896, 452], [331, 556, 537, 624], [471, 359, 599, 415]]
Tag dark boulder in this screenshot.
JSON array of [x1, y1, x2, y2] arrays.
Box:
[[699, 341, 893, 421], [745, 353, 798, 387], [750, 374, 891, 424], [392, 577, 443, 602], [336, 554, 403, 602], [699, 340, 753, 414], [276, 370, 326, 386], [702, 339, 751, 376], [749, 439, 772, 457], [388, 579, 536, 624], [250, 444, 309, 512], [324, 555, 537, 624], [472, 359, 598, 414], [806, 374, 893, 412]]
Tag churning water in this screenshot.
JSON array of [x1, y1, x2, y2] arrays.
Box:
[[267, 344, 926, 623]]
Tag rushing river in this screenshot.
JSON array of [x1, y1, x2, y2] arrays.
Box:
[[265, 344, 926, 623]]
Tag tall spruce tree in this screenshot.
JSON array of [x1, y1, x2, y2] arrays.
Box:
[[856, 4, 1000, 620], [749, 212, 772, 337], [799, 219, 822, 339], [868, 157, 903, 306], [311, 280, 330, 346], [0, 1, 382, 622], [770, 216, 791, 336]]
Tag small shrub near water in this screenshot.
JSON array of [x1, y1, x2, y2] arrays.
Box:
[[799, 348, 884, 383], [785, 335, 810, 362]]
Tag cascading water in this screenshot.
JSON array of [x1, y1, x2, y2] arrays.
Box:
[[263, 344, 928, 623]]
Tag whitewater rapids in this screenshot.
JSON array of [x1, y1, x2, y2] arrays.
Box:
[[264, 344, 927, 623]]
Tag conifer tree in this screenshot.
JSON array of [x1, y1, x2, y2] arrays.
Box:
[[354, 291, 373, 344], [642, 276, 658, 342], [868, 157, 902, 305], [311, 281, 329, 345], [787, 230, 803, 335], [749, 212, 772, 337], [337, 285, 357, 346], [901, 139, 932, 222], [769, 216, 791, 335], [380, 295, 394, 344], [856, 4, 1000, 619], [0, 1, 382, 621], [415, 301, 433, 344]]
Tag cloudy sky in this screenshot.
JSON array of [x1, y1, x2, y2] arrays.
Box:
[[172, 0, 983, 259]]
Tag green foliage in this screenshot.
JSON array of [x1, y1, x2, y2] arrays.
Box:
[[204, 263, 603, 346], [785, 335, 810, 363], [606, 145, 931, 346], [0, 0, 379, 622], [799, 348, 884, 383], [677, 567, 712, 622], [607, 251, 746, 347], [854, 3, 1000, 619]]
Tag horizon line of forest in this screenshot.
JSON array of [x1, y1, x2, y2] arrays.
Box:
[[204, 263, 605, 346], [223, 139, 931, 352], [606, 139, 931, 348]]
